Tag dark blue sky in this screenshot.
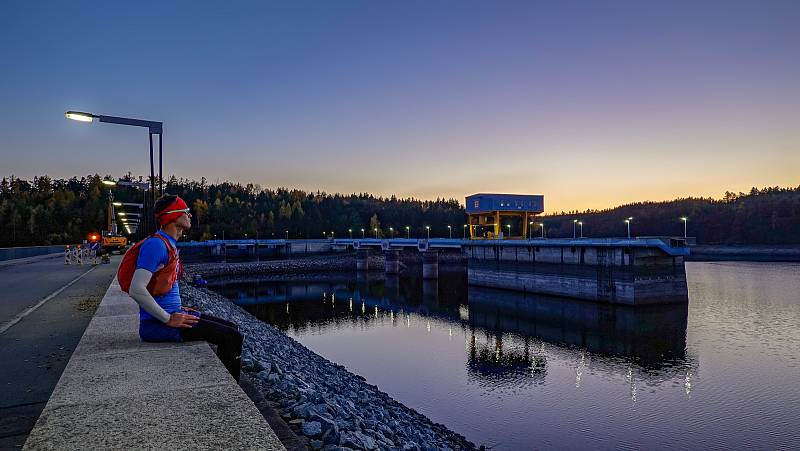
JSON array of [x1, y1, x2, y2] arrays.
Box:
[[2, 1, 798, 211]]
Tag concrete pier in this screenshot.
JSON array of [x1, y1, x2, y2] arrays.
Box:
[[356, 249, 369, 271], [385, 250, 400, 275], [422, 251, 439, 279]]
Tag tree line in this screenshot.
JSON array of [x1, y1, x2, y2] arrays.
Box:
[[1, 174, 799, 246]]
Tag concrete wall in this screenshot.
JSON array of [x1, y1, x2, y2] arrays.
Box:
[[24, 280, 285, 450], [0, 245, 66, 262], [468, 264, 687, 305]]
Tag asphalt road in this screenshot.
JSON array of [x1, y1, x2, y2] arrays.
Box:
[[0, 255, 120, 449]]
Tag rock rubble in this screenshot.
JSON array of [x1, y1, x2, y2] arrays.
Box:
[[180, 274, 477, 451]]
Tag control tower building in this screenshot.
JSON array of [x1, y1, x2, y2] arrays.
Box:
[[466, 193, 544, 239]]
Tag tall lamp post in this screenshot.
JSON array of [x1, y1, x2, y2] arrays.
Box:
[[349, 228, 353, 239], [681, 217, 688, 238], [528, 221, 534, 240], [539, 222, 545, 239], [578, 221, 584, 238], [405, 226, 410, 239], [425, 226, 430, 240], [573, 219, 578, 239], [625, 217, 633, 239], [463, 224, 467, 240], [361, 228, 365, 239], [506, 224, 511, 239], [447, 225, 452, 239], [65, 110, 163, 234], [389, 227, 394, 238]]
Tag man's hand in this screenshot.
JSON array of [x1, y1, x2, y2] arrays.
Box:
[[165, 312, 199, 328]]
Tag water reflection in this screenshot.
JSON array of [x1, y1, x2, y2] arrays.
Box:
[[208, 269, 693, 389]]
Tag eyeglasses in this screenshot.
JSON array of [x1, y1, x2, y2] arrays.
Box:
[[163, 208, 191, 215]]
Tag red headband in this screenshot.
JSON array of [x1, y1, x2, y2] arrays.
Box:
[[156, 196, 189, 227]]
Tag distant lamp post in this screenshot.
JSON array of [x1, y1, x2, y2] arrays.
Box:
[[625, 217, 633, 239], [681, 217, 688, 238], [405, 226, 410, 239], [447, 225, 452, 239], [66, 110, 164, 235], [361, 228, 365, 239], [506, 224, 511, 239], [374, 228, 378, 239], [528, 221, 534, 240], [573, 219, 578, 239], [578, 221, 583, 238], [285, 230, 289, 240], [463, 224, 468, 240], [425, 226, 430, 240], [349, 228, 353, 239], [389, 227, 394, 238], [539, 222, 545, 239], [331, 231, 334, 239]]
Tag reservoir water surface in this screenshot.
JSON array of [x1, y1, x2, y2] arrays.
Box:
[[209, 262, 800, 449]]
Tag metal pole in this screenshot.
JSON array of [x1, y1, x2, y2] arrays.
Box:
[[158, 133, 163, 195], [148, 133, 156, 234], [573, 221, 576, 239]]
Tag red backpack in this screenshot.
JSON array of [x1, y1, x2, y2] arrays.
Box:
[[117, 233, 182, 296]]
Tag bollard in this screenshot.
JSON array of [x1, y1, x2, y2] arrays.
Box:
[[64, 246, 71, 265], [356, 249, 369, 271], [422, 250, 439, 279], [385, 250, 400, 275]]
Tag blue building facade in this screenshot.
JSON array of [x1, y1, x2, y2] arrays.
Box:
[[466, 193, 544, 214]]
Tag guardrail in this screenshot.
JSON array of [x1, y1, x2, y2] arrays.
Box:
[[0, 245, 69, 262]]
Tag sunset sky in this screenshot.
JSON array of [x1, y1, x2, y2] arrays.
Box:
[[1, 1, 798, 212]]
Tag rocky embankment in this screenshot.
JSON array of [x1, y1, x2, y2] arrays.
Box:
[[180, 264, 477, 451]]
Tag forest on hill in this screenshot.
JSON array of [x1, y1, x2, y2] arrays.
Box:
[[1, 174, 799, 247]]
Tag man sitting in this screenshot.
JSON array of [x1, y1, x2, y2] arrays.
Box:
[[126, 194, 243, 381]]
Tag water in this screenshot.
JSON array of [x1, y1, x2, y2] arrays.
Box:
[[208, 262, 800, 450]]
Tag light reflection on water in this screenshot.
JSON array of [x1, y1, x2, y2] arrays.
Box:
[[209, 262, 800, 450]]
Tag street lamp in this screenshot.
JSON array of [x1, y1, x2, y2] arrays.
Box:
[[573, 219, 578, 239], [447, 225, 452, 239], [681, 217, 688, 238], [285, 230, 289, 240], [349, 228, 353, 239], [361, 228, 365, 239], [66, 109, 164, 234], [374, 228, 378, 239], [389, 227, 394, 238], [425, 226, 430, 240], [539, 222, 545, 239], [463, 224, 468, 240], [405, 226, 410, 239], [506, 224, 511, 239], [528, 221, 534, 240], [625, 217, 633, 239], [578, 221, 583, 238]]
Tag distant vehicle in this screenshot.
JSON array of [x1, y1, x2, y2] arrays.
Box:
[[100, 231, 128, 254]]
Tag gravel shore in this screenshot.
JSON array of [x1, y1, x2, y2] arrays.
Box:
[[181, 258, 477, 451]]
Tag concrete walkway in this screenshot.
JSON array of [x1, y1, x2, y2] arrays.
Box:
[[23, 280, 285, 450]]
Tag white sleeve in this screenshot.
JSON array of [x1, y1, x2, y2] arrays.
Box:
[[128, 268, 172, 323]]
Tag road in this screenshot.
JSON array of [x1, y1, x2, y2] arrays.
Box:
[[0, 255, 120, 449]]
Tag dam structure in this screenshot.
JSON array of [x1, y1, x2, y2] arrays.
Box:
[[178, 193, 690, 305], [179, 236, 689, 305]]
